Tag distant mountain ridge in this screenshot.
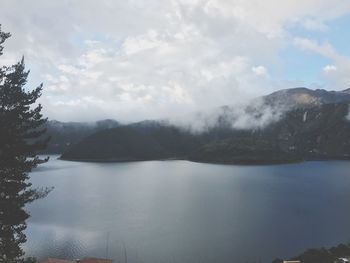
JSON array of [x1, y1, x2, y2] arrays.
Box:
[[60, 124, 199, 161], [263, 87, 350, 108], [43, 87, 350, 164], [43, 119, 120, 153]]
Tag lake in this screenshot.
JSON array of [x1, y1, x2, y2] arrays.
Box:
[[24, 156, 350, 263]]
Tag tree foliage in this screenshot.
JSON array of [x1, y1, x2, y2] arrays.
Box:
[[0, 24, 50, 263]]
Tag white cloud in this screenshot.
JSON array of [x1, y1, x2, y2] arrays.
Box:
[[0, 0, 350, 121], [302, 18, 329, 31], [323, 64, 337, 73], [293, 37, 339, 59], [293, 37, 350, 90], [252, 66, 268, 77]]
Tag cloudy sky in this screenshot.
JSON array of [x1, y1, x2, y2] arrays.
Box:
[[1, 0, 350, 122]]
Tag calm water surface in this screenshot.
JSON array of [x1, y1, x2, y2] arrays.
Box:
[[25, 156, 350, 263]]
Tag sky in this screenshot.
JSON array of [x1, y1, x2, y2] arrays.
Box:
[[0, 0, 350, 122]]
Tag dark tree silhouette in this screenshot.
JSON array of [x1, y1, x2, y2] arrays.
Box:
[[0, 25, 51, 263]]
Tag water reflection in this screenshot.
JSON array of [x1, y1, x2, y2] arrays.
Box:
[[26, 157, 350, 263]]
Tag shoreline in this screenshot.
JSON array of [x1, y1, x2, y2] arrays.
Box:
[[59, 155, 304, 165], [58, 155, 350, 165]]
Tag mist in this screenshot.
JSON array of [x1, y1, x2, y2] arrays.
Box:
[[170, 97, 291, 133]]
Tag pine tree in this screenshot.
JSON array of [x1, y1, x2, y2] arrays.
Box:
[[0, 25, 50, 263]]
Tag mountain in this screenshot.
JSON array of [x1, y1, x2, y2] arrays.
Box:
[[60, 124, 199, 161], [190, 102, 350, 163], [42, 119, 120, 153], [58, 87, 350, 164], [189, 136, 299, 164], [263, 87, 350, 108]]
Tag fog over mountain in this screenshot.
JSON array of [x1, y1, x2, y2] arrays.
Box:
[[3, 2, 350, 262], [58, 87, 350, 164], [171, 87, 350, 131], [44, 87, 350, 154]]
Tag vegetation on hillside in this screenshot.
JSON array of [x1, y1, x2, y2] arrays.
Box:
[[61, 124, 199, 161], [60, 102, 350, 164]]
